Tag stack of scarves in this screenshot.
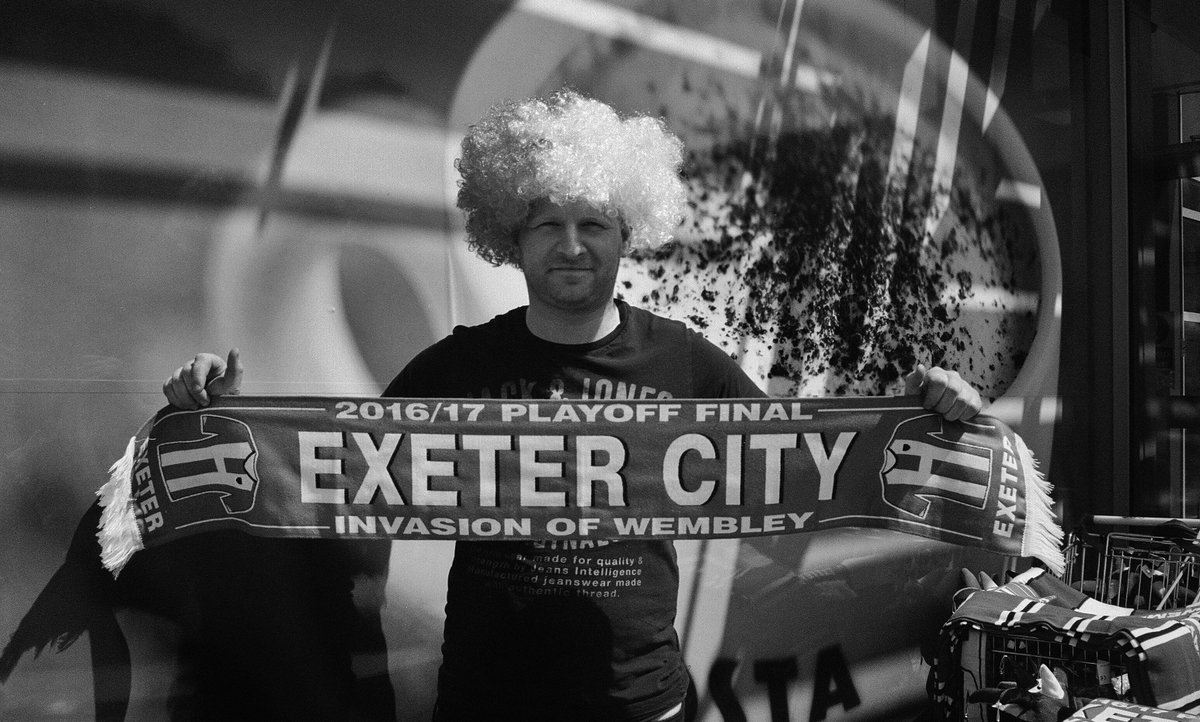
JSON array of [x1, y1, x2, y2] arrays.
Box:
[[932, 567, 1200, 718]]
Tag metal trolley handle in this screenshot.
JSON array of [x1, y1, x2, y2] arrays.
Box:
[[1088, 515, 1200, 529]]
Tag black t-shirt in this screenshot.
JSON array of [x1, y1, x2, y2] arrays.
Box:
[[384, 300, 762, 721]]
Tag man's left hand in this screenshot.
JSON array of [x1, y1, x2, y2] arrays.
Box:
[[904, 364, 983, 421]]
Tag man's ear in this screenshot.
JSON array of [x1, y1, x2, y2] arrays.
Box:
[[509, 229, 524, 267]]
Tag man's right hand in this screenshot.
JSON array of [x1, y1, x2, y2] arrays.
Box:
[[162, 348, 244, 409]]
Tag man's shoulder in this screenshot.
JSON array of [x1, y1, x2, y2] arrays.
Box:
[[616, 301, 762, 398], [386, 307, 526, 395], [435, 307, 526, 347], [621, 302, 720, 353], [620, 301, 690, 334]]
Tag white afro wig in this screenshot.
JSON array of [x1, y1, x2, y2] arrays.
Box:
[[456, 89, 688, 267]]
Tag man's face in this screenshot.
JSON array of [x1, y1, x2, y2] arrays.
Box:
[[515, 198, 625, 314]]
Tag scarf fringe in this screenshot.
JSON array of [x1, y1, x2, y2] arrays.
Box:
[[95, 436, 143, 577], [1016, 434, 1065, 576]]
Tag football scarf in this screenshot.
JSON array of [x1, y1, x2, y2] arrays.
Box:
[[933, 568, 1200, 715], [1068, 699, 1200, 721], [96, 395, 1063, 576]]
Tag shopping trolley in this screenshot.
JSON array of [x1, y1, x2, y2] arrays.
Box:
[[941, 516, 1200, 721], [1062, 516, 1200, 611], [953, 614, 1134, 721]]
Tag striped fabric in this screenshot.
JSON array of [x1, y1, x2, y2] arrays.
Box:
[[1067, 699, 1200, 720], [933, 568, 1200, 717]]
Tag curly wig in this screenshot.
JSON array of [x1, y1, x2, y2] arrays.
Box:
[[455, 90, 688, 267]]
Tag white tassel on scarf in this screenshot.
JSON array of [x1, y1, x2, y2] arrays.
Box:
[[95, 436, 144, 576], [1015, 434, 1064, 576]]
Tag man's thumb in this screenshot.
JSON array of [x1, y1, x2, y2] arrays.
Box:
[[904, 363, 927, 395], [210, 348, 243, 395]]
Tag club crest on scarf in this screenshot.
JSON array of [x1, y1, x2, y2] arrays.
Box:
[[880, 415, 995, 519], [157, 413, 261, 514]]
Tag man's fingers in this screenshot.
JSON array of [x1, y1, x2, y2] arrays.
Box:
[[933, 385, 956, 415], [907, 364, 974, 414], [164, 365, 201, 409], [921, 367, 951, 408], [942, 397, 973, 422], [902, 364, 983, 421], [162, 376, 186, 408], [921, 367, 982, 420], [186, 356, 213, 406], [162, 351, 240, 409], [949, 382, 983, 420]]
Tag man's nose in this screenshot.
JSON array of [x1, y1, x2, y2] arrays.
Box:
[[556, 225, 586, 255]]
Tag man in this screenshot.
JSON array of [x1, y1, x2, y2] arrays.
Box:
[[165, 90, 981, 721]]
